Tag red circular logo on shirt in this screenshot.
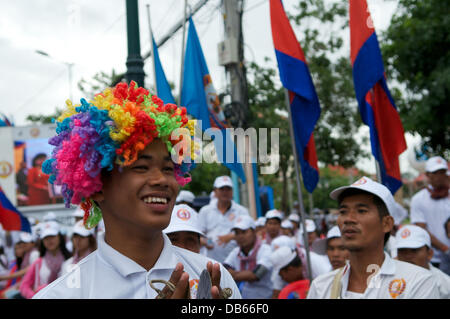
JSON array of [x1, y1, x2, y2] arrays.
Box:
[[177, 208, 191, 221]]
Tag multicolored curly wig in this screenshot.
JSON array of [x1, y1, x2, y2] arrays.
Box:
[[43, 81, 197, 229]]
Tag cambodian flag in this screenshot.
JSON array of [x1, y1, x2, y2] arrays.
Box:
[[269, 0, 320, 193], [350, 0, 407, 194], [0, 187, 31, 232]]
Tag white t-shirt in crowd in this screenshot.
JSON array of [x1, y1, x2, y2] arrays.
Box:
[[429, 263, 450, 299], [224, 243, 273, 299], [410, 188, 450, 264], [33, 233, 241, 299], [198, 200, 249, 264], [307, 252, 439, 299]]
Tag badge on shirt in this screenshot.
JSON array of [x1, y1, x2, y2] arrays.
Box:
[[388, 278, 406, 299], [189, 279, 199, 299]]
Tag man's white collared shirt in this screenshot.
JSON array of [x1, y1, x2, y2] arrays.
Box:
[[307, 252, 439, 299], [33, 233, 241, 299], [198, 200, 249, 264]]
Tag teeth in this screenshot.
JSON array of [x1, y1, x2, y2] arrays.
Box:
[[143, 197, 168, 204]]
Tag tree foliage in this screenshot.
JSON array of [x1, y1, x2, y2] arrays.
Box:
[[382, 0, 450, 154]]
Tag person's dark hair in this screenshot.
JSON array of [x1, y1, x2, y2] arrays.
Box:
[[338, 188, 391, 245], [280, 255, 302, 272], [39, 233, 72, 260], [32, 153, 47, 167]]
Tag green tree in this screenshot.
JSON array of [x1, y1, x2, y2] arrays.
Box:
[[382, 0, 449, 155]]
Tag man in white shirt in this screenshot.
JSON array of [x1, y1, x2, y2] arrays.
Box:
[[395, 224, 450, 298], [223, 215, 273, 299], [32, 84, 240, 299], [307, 176, 439, 299], [198, 176, 249, 264], [410, 156, 450, 269]]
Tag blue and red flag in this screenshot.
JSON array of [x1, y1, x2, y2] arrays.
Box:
[[350, 0, 407, 194], [269, 0, 320, 193], [0, 186, 31, 232], [181, 17, 246, 183]]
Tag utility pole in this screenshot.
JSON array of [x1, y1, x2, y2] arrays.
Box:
[[220, 0, 254, 216], [125, 0, 145, 87]]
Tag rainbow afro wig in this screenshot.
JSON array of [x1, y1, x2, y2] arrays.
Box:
[[43, 81, 197, 228]]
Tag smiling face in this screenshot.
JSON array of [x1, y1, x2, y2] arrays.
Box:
[[94, 139, 180, 236], [42, 235, 60, 253], [337, 193, 393, 252]]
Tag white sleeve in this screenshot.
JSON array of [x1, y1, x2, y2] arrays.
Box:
[[256, 245, 273, 270], [407, 273, 440, 299], [224, 247, 239, 269], [410, 193, 426, 224]]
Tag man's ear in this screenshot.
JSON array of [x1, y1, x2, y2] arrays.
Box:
[[382, 215, 394, 234]]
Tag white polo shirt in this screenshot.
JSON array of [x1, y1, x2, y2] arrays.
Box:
[[429, 263, 450, 299], [410, 188, 450, 264], [33, 233, 241, 299], [307, 252, 439, 299], [224, 243, 273, 299], [198, 200, 249, 264]]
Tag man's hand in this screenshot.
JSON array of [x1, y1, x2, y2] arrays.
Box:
[[207, 261, 232, 299], [154, 263, 190, 299]]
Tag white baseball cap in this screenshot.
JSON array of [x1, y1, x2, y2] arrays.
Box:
[[255, 216, 266, 227], [425, 156, 448, 173], [40, 221, 60, 239], [72, 206, 85, 218], [271, 235, 296, 251], [176, 190, 195, 204], [311, 226, 342, 255], [72, 220, 95, 237], [232, 215, 256, 231], [288, 214, 300, 223], [270, 246, 298, 273], [281, 220, 294, 229], [395, 224, 431, 249], [213, 176, 233, 189], [330, 176, 396, 216], [265, 209, 283, 221], [300, 219, 316, 233], [163, 204, 205, 237], [18, 232, 35, 243], [43, 212, 57, 222]]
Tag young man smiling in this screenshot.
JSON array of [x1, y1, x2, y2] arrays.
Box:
[[307, 176, 438, 299], [33, 82, 240, 299]]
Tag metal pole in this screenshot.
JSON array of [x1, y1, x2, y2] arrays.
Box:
[[145, 4, 157, 94], [178, 0, 188, 105], [125, 0, 145, 87], [284, 89, 313, 282]]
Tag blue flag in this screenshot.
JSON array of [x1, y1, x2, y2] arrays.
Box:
[[181, 17, 246, 182], [152, 37, 175, 104]]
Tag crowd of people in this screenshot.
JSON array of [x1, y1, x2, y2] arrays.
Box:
[[1, 82, 448, 299]]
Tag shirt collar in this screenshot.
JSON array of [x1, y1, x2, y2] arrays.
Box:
[[214, 200, 235, 214], [97, 232, 178, 278]]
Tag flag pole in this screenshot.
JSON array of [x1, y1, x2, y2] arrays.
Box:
[[178, 0, 188, 106], [145, 4, 157, 94], [284, 89, 313, 282]]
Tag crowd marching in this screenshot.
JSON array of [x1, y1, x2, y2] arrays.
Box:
[[0, 81, 448, 300]]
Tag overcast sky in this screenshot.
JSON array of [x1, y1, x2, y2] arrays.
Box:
[[0, 0, 422, 176]]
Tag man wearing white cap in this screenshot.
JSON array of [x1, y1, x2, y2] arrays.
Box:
[[281, 220, 294, 237], [270, 246, 309, 299], [164, 204, 205, 254], [307, 176, 439, 299], [410, 156, 450, 270], [297, 219, 319, 249], [270, 235, 330, 298], [198, 176, 249, 264], [288, 213, 300, 237], [223, 215, 273, 299], [311, 226, 349, 270], [175, 190, 196, 209], [263, 209, 283, 245], [255, 216, 266, 241], [395, 224, 450, 298]]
